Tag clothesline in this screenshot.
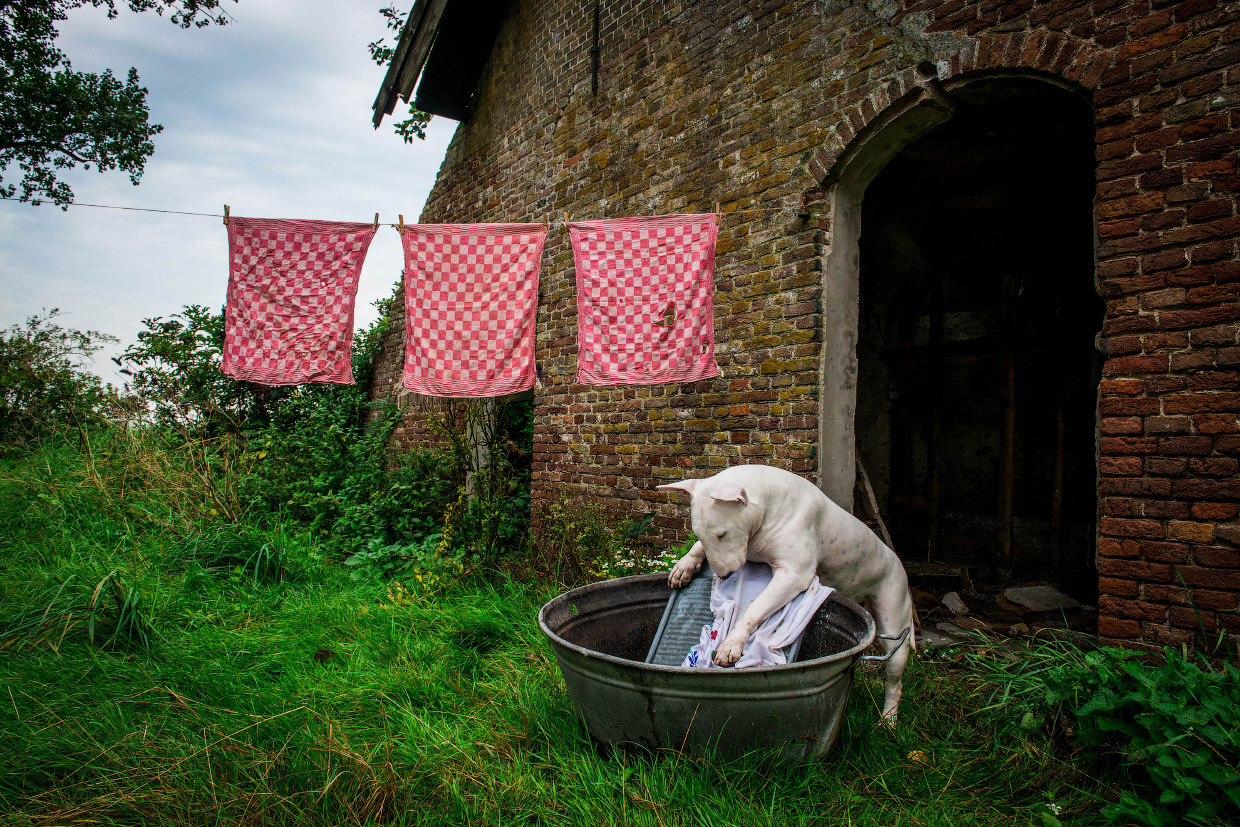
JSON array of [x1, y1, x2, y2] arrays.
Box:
[[1, 196, 815, 225]]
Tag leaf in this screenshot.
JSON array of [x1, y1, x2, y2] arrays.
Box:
[[1198, 764, 1237, 786]]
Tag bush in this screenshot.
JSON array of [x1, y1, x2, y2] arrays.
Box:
[[0, 308, 115, 441], [963, 635, 1240, 827], [119, 304, 280, 431], [1045, 645, 1240, 827], [246, 389, 456, 556], [529, 496, 660, 586]]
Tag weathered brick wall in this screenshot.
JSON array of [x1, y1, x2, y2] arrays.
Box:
[[369, 0, 1240, 650]]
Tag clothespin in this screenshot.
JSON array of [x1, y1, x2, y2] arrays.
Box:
[[398, 214, 405, 235], [714, 201, 720, 216], [223, 204, 230, 226], [373, 213, 379, 232], [563, 211, 570, 227]]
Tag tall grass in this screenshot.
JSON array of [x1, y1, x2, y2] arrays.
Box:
[[0, 431, 1122, 826]]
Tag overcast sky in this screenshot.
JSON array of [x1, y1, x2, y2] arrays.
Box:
[[0, 1, 454, 384]]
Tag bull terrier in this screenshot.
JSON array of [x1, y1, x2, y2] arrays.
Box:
[[658, 464, 916, 722]]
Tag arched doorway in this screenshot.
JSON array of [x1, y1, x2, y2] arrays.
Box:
[[850, 77, 1102, 595]]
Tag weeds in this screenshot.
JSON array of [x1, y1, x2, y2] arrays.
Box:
[[174, 524, 291, 587], [961, 632, 1240, 826], [1, 571, 155, 655], [530, 496, 662, 586]]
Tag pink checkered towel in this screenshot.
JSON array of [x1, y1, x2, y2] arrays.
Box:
[[569, 213, 721, 385], [401, 223, 547, 398], [223, 217, 376, 385]]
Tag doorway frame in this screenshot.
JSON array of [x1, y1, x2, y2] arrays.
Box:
[[816, 69, 1095, 515]]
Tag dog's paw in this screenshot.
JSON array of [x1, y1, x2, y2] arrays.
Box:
[[713, 635, 745, 666], [668, 559, 698, 588]]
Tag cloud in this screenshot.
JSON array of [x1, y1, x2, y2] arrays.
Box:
[[1, 1, 454, 386]]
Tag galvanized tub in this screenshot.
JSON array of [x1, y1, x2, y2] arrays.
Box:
[[538, 572, 877, 762]]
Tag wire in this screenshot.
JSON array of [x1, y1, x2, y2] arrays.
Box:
[[3, 195, 815, 226], [0, 195, 221, 219]]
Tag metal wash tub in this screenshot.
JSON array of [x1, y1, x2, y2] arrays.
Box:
[[538, 572, 882, 762]]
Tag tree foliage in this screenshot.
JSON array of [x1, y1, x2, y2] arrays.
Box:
[[0, 0, 236, 206], [0, 308, 116, 439], [368, 5, 432, 143]]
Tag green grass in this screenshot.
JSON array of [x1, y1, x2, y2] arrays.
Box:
[[0, 433, 1121, 826]]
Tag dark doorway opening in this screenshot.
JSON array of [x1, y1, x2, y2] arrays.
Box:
[[856, 78, 1103, 599]]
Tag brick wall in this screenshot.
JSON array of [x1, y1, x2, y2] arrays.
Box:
[[369, 0, 1240, 651]]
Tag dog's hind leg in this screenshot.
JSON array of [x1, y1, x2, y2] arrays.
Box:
[[871, 584, 916, 724]]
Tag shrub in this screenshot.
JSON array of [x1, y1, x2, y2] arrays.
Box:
[[0, 308, 115, 441], [529, 496, 660, 585], [246, 391, 456, 556], [118, 304, 280, 432], [1045, 645, 1240, 827]]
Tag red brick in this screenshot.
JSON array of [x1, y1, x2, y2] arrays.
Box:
[[1158, 435, 1215, 454], [1100, 517, 1165, 538], [1189, 371, 1239, 390], [1142, 584, 1190, 604], [1102, 558, 1174, 582], [1192, 502, 1240, 520], [1105, 353, 1169, 375], [1167, 607, 1216, 630], [1163, 393, 1240, 414], [1194, 413, 1240, 433], [1144, 415, 1191, 434], [1100, 396, 1160, 415], [1102, 416, 1143, 434], [1099, 596, 1168, 621], [1189, 456, 1240, 476], [1195, 546, 1240, 567], [1146, 456, 1188, 477], [1173, 478, 1240, 499], [1101, 436, 1160, 454], [1143, 540, 1192, 563], [1099, 536, 1143, 558], [1102, 477, 1174, 496], [1097, 191, 1166, 218], [1101, 456, 1144, 475], [1101, 378, 1143, 395], [1100, 576, 1140, 598], [1188, 588, 1240, 610], [1174, 566, 1240, 590], [1098, 616, 1141, 637]]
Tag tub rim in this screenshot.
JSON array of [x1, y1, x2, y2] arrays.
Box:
[[538, 572, 877, 675]]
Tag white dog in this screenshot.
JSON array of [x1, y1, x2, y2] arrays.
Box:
[[658, 464, 915, 722]]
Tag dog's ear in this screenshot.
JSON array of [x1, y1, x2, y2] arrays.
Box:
[[657, 478, 699, 497], [709, 481, 748, 505]]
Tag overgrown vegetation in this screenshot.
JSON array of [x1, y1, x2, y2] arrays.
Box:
[[0, 308, 115, 441], [1, 308, 1235, 825], [965, 635, 1240, 826]]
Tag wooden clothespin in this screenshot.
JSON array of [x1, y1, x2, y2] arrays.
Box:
[[563, 211, 570, 227], [373, 213, 379, 232], [223, 204, 230, 225], [714, 201, 720, 216], [398, 214, 405, 234]]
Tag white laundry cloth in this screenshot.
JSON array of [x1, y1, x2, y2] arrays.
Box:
[[682, 562, 834, 669]]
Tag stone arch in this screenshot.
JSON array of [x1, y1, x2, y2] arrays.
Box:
[[809, 30, 1113, 185], [813, 32, 1113, 511]]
